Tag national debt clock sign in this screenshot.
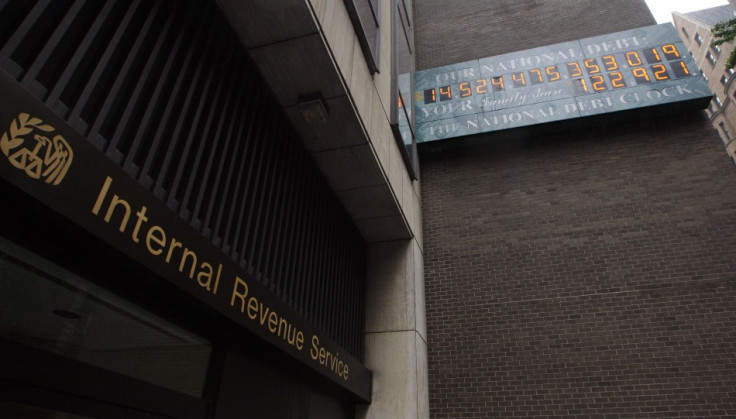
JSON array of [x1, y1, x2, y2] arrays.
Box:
[[414, 23, 712, 143]]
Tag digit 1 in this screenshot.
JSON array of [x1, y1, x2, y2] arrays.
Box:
[[423, 88, 436, 104], [573, 78, 588, 94], [650, 48, 661, 62]]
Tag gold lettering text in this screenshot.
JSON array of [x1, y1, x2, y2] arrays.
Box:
[[146, 226, 166, 256], [230, 276, 249, 311], [197, 262, 213, 289], [92, 176, 112, 215], [104, 194, 131, 233], [179, 247, 197, 279], [131, 206, 148, 243]]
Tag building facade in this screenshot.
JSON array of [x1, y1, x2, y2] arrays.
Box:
[[0, 0, 427, 418], [416, 0, 736, 417], [3, 1, 736, 418], [673, 5, 736, 164]]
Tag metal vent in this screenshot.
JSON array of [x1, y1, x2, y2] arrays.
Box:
[[1, 0, 366, 359]]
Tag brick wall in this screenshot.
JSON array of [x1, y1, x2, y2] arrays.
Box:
[[415, 0, 656, 70], [421, 112, 736, 417]]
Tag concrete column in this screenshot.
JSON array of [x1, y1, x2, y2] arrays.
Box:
[[357, 238, 429, 419]]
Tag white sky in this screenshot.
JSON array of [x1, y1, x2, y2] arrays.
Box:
[[645, 0, 729, 23]]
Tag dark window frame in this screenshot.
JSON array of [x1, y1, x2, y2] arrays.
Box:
[[707, 50, 717, 66], [344, 0, 381, 74], [389, 0, 418, 179]]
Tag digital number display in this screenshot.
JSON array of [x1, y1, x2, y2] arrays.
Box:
[[491, 76, 504, 91], [439, 86, 452, 101], [423, 88, 436, 104], [567, 62, 583, 78], [602, 55, 618, 71], [546, 66, 561, 81], [609, 71, 626, 88], [671, 60, 690, 78], [414, 24, 711, 143], [651, 64, 670, 81], [584, 58, 600, 74], [662, 44, 680, 60], [419, 43, 694, 104], [573, 78, 588, 94], [632, 67, 650, 84], [625, 51, 643, 67], [530, 69, 544, 85], [590, 75, 607, 91]]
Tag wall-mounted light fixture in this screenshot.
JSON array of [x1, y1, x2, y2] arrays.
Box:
[[296, 93, 329, 123]]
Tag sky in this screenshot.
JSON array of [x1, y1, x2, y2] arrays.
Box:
[[645, 0, 729, 23]]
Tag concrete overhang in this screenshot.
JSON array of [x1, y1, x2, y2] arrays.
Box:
[[216, 0, 412, 243]]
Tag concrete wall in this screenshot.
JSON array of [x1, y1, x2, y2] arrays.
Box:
[[217, 0, 428, 415], [421, 112, 736, 417], [306, 1, 428, 417]]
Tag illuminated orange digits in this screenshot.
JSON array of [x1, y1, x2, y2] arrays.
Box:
[[652, 64, 669, 81], [591, 75, 606, 91], [530, 69, 544, 84], [677, 61, 689, 75], [609, 72, 626, 88], [632, 67, 650, 84], [602, 55, 618, 71], [662, 44, 680, 59], [439, 85, 452, 101], [567, 62, 583, 77], [475, 79, 488, 94], [423, 88, 436, 104], [491, 76, 505, 91], [626, 51, 642, 66], [511, 72, 526, 87], [573, 78, 588, 93], [650, 48, 661, 62], [584, 58, 600, 74], [545, 65, 561, 81], [459, 82, 472, 97]]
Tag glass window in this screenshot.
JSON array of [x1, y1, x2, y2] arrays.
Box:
[[720, 122, 733, 141], [707, 51, 717, 66], [681, 27, 689, 38], [391, 0, 418, 179], [345, 0, 381, 74], [695, 33, 703, 46], [0, 237, 212, 398], [722, 75, 729, 85]]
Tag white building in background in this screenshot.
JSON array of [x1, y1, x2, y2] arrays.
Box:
[[673, 4, 736, 163]]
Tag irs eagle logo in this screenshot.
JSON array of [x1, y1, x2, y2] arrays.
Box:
[[1, 113, 73, 185]]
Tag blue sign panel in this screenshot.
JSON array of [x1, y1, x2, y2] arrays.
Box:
[[414, 24, 712, 143]]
